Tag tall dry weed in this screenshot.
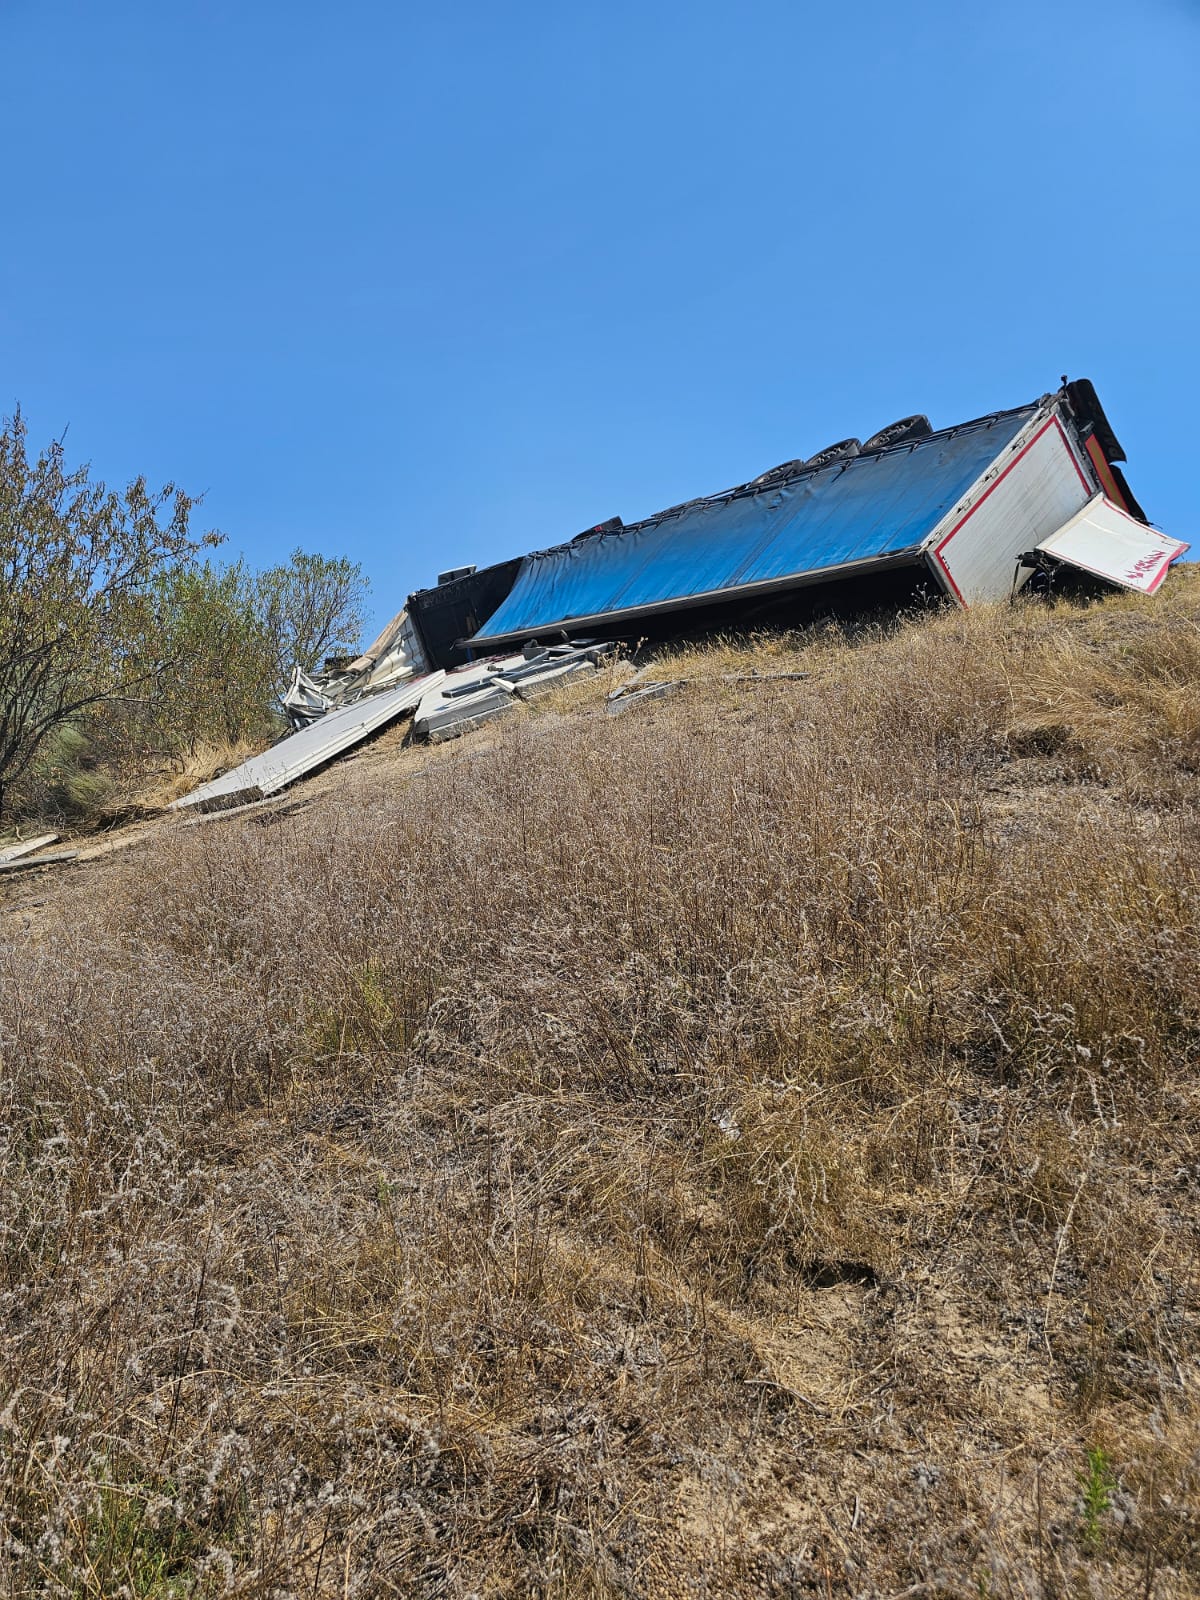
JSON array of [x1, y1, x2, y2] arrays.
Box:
[[2, 579, 1200, 1595]]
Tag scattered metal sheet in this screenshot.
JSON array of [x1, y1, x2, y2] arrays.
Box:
[[170, 671, 446, 812], [1034, 494, 1190, 594], [0, 849, 79, 875], [412, 642, 613, 742], [0, 833, 59, 863], [512, 660, 595, 700], [412, 658, 521, 741], [418, 686, 516, 743], [606, 667, 812, 716], [606, 680, 684, 716]]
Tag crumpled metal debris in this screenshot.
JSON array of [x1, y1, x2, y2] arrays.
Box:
[[282, 606, 431, 729]]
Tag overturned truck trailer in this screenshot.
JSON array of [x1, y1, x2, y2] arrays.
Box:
[[170, 377, 1188, 814], [403, 379, 1185, 666]]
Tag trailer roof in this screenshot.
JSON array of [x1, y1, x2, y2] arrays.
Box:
[[469, 403, 1039, 646]]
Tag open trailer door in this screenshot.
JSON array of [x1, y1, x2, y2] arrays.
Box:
[[1034, 494, 1189, 595]]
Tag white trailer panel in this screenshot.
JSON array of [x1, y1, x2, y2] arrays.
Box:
[[1036, 495, 1189, 594], [925, 412, 1094, 605]]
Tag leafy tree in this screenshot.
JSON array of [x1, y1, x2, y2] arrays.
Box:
[[254, 549, 369, 699], [0, 410, 219, 816], [142, 560, 280, 752], [135, 553, 369, 756], [1, 410, 374, 819]]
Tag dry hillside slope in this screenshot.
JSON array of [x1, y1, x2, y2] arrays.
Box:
[[2, 580, 1200, 1598]]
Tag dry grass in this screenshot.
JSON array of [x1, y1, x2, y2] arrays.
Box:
[[130, 739, 268, 813], [3, 578, 1200, 1596], [3, 738, 266, 842]]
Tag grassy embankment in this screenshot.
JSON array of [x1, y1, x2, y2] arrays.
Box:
[[2, 578, 1199, 1597]]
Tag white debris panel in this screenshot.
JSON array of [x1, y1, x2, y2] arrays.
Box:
[[1035, 494, 1190, 595], [412, 642, 613, 742], [170, 671, 445, 812], [0, 832, 59, 863]]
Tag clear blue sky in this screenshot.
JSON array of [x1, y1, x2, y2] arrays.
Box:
[[3, 0, 1197, 634]]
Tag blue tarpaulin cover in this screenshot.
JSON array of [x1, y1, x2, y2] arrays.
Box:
[[471, 406, 1037, 644]]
